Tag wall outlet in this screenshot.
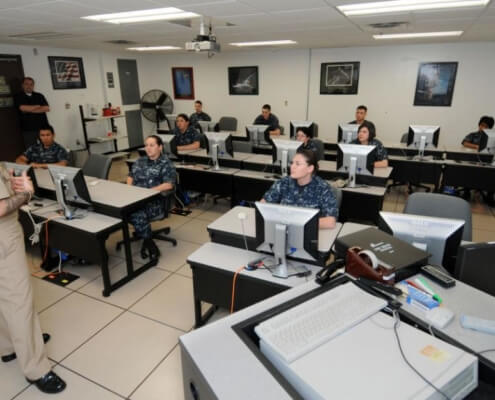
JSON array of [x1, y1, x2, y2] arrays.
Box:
[[284, 100, 288, 106], [65, 102, 71, 109]]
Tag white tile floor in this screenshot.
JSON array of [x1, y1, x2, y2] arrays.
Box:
[[2, 159, 495, 399]]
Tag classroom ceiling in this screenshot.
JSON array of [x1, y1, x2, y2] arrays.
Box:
[[0, 0, 494, 52]]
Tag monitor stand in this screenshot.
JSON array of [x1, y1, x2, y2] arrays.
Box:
[[269, 223, 309, 279], [53, 178, 88, 220]]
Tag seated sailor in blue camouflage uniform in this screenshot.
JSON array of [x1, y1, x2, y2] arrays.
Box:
[[171, 113, 201, 151], [296, 126, 321, 160], [127, 135, 176, 260], [262, 150, 338, 229], [351, 121, 388, 168], [16, 126, 68, 168]]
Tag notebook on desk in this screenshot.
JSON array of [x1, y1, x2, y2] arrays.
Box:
[[335, 227, 429, 280]]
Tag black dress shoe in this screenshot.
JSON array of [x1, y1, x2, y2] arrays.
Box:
[[27, 371, 66, 394], [1, 333, 50, 362]]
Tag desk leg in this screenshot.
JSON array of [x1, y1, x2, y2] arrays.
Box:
[[121, 218, 135, 276], [98, 238, 112, 297], [191, 265, 218, 328]]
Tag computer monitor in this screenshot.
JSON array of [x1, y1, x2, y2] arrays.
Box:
[[337, 124, 359, 143], [378, 211, 464, 273], [407, 125, 440, 157], [157, 134, 178, 159], [165, 114, 177, 130], [455, 242, 495, 296], [204, 132, 234, 170], [48, 165, 92, 219], [290, 120, 317, 139], [246, 125, 269, 146], [254, 201, 319, 278], [337, 144, 375, 187], [271, 139, 302, 176], [2, 162, 39, 194], [478, 129, 495, 155]]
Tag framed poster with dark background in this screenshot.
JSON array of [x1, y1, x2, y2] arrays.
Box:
[[320, 62, 360, 95], [228, 66, 259, 95], [48, 56, 86, 89], [172, 67, 195, 100], [413, 62, 458, 107]]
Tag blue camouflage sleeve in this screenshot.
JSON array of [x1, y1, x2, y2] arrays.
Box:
[[263, 179, 284, 203], [161, 158, 176, 184], [318, 184, 339, 218], [57, 145, 68, 161], [24, 146, 34, 161], [375, 141, 388, 161], [129, 159, 139, 178]]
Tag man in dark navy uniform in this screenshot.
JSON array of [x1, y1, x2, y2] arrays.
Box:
[[16, 126, 68, 168]]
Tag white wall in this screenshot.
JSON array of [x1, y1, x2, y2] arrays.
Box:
[[2, 41, 494, 151]]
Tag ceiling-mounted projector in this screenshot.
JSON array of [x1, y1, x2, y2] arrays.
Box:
[[185, 18, 220, 56]]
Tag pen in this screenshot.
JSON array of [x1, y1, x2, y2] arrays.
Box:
[[415, 277, 443, 304]]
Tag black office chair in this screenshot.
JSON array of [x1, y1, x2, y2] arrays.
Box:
[[116, 190, 177, 259], [217, 117, 238, 131], [82, 153, 112, 179], [403, 192, 472, 241], [400, 133, 408, 143], [233, 140, 253, 153]]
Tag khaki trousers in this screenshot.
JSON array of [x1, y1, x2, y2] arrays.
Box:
[[0, 211, 50, 380]]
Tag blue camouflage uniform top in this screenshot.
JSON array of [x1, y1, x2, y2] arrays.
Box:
[[351, 138, 388, 162], [172, 125, 201, 146], [263, 175, 339, 218], [189, 111, 211, 127], [462, 131, 483, 146], [129, 154, 176, 189], [297, 139, 320, 158], [24, 142, 68, 164]]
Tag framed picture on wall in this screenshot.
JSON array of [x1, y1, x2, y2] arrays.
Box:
[[320, 62, 360, 95], [414, 62, 458, 107], [172, 67, 195, 100], [48, 56, 86, 89], [228, 66, 258, 95]]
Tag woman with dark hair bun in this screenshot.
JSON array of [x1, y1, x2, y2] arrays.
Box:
[[261, 150, 338, 229], [171, 113, 201, 151], [127, 135, 176, 260], [351, 121, 388, 168]]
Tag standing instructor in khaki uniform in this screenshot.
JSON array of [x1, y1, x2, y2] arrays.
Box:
[[0, 163, 66, 394]]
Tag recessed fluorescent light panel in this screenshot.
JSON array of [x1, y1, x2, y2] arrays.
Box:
[[338, 0, 490, 16], [373, 31, 463, 39], [127, 46, 182, 51], [229, 40, 297, 47], [83, 7, 199, 24]]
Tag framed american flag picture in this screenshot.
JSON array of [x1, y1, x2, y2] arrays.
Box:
[[48, 56, 86, 89]]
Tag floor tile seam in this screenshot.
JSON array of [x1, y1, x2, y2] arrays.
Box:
[[125, 309, 189, 334]]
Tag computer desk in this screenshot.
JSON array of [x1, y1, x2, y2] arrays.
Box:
[[442, 159, 495, 192], [444, 145, 494, 163], [34, 168, 162, 296], [180, 149, 252, 169], [388, 155, 444, 192], [19, 200, 123, 295], [231, 170, 387, 224], [206, 206, 342, 265], [180, 272, 495, 400]]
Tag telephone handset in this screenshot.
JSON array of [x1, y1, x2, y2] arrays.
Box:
[[345, 246, 396, 285]]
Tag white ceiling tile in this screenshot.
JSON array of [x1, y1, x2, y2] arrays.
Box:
[[269, 7, 343, 22], [180, 1, 260, 17], [65, 0, 160, 13], [0, 0, 59, 9], [240, 0, 330, 12]]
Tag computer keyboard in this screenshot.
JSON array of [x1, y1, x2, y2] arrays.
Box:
[[255, 282, 387, 364]]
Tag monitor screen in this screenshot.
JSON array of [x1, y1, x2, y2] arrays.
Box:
[[478, 129, 495, 154], [165, 114, 177, 130], [2, 162, 39, 194], [204, 131, 234, 159], [378, 211, 464, 273], [337, 124, 359, 143], [407, 125, 440, 149], [48, 165, 92, 219], [157, 134, 178, 159], [254, 201, 319, 278], [246, 125, 269, 146], [336, 143, 375, 176], [271, 139, 302, 176], [290, 120, 317, 139]]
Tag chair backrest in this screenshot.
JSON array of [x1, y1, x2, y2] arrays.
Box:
[[331, 186, 343, 218], [313, 139, 325, 161], [400, 133, 408, 143], [403, 192, 472, 241], [232, 140, 253, 153], [455, 242, 495, 295], [218, 117, 238, 131], [82, 153, 112, 180], [198, 132, 207, 149]]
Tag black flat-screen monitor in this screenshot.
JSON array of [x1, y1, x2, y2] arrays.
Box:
[[290, 120, 317, 139], [455, 242, 495, 296], [48, 165, 92, 219], [378, 211, 464, 274], [407, 125, 440, 149], [157, 134, 178, 159], [255, 201, 319, 278]]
